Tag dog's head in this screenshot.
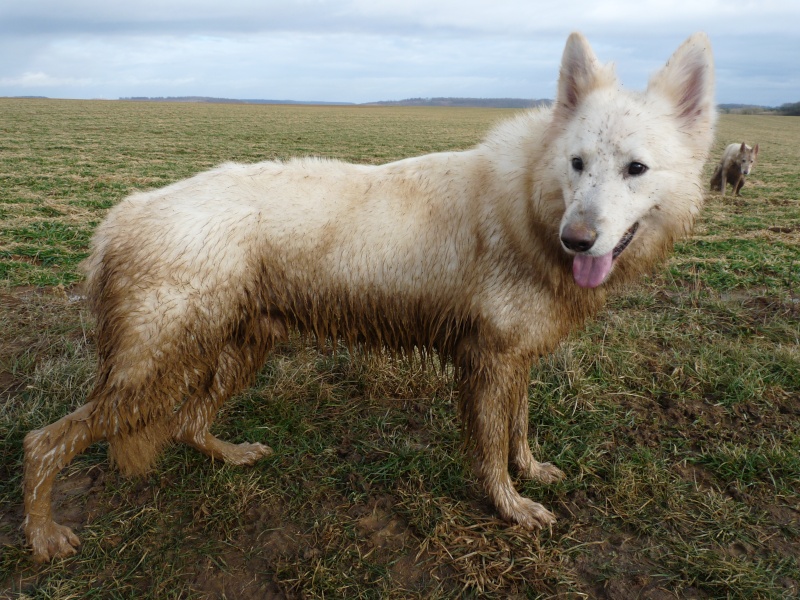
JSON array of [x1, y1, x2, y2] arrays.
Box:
[[551, 33, 716, 288], [740, 142, 759, 175]]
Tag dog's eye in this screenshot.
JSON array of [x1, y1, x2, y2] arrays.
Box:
[[627, 162, 648, 176], [571, 157, 584, 172]]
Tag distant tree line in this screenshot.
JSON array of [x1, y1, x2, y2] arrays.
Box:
[[119, 96, 353, 106], [365, 97, 552, 108], [118, 96, 551, 109], [718, 102, 800, 116], [776, 101, 800, 116], [5, 95, 799, 113]]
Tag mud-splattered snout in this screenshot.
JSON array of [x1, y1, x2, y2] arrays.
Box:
[[560, 211, 639, 289]]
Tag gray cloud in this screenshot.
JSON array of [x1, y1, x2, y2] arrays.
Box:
[[1, 1, 798, 105]]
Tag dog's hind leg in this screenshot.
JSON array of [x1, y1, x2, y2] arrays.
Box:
[[509, 387, 565, 484], [23, 401, 103, 562], [173, 345, 272, 465], [458, 343, 558, 529], [172, 316, 284, 466]]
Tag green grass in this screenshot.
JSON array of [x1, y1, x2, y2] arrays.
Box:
[[1, 100, 799, 598]]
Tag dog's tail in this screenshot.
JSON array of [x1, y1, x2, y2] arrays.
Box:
[[108, 419, 172, 476], [709, 164, 723, 191], [88, 373, 175, 477]]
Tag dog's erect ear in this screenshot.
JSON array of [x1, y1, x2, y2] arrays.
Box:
[[753, 143, 759, 156], [554, 33, 615, 119], [648, 33, 716, 135]]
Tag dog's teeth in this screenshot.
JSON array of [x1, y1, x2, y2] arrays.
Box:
[[612, 222, 639, 259]]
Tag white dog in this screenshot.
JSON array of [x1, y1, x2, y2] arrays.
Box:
[[24, 32, 715, 562]]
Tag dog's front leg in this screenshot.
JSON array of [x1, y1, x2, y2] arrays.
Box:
[[457, 345, 558, 529], [735, 176, 745, 196], [510, 384, 565, 485]]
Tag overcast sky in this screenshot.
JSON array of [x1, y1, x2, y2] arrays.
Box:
[[1, 1, 798, 106]]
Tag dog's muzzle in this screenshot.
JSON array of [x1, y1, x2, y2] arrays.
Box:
[[566, 222, 639, 288]]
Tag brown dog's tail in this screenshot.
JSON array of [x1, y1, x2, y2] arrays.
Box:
[[709, 164, 723, 191]]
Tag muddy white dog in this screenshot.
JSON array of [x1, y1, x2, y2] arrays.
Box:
[[23, 32, 715, 562]]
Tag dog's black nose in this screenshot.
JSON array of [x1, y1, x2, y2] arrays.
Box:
[[561, 224, 597, 253]]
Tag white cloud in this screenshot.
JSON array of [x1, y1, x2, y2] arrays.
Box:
[[0, 71, 92, 88]]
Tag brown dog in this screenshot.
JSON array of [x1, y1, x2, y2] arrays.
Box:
[[710, 142, 759, 196], [23, 32, 716, 562]]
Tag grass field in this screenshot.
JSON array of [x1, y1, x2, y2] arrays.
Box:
[[0, 99, 798, 599]]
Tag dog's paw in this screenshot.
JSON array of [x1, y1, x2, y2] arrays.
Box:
[[525, 461, 566, 484], [504, 497, 558, 530], [513, 454, 566, 484], [224, 441, 274, 466], [489, 482, 558, 530], [25, 517, 81, 563]]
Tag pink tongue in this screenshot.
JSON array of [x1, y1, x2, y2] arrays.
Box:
[[573, 252, 614, 288]]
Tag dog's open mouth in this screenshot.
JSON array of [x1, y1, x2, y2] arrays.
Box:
[[573, 222, 639, 289], [612, 222, 639, 259]]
